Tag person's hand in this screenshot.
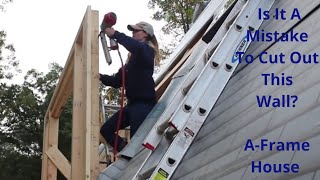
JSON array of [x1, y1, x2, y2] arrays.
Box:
[[105, 28, 115, 37]]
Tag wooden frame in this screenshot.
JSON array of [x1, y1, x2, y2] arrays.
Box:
[[41, 6, 99, 180]]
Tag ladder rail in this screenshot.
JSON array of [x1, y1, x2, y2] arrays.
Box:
[[168, 0, 260, 132], [131, 1, 246, 179], [99, 96, 118, 158], [154, 0, 228, 85], [142, 0, 240, 152], [114, 0, 230, 160], [149, 0, 275, 179], [99, 95, 107, 155]]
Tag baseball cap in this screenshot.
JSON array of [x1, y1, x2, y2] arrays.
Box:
[[127, 21, 154, 36]]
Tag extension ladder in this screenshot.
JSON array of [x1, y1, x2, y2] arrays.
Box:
[[150, 0, 275, 179], [132, 0, 246, 179], [140, 0, 275, 179]]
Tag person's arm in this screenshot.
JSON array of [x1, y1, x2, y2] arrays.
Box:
[[99, 68, 122, 88], [111, 31, 152, 55], [105, 28, 154, 65]]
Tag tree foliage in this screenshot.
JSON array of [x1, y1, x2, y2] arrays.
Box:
[[147, 0, 207, 62], [0, 30, 20, 80], [0, 62, 72, 179], [0, 24, 98, 179], [106, 87, 122, 105], [148, 0, 205, 34], [1, 3, 73, 174]]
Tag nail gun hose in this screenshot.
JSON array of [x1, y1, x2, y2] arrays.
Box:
[[113, 48, 125, 160]]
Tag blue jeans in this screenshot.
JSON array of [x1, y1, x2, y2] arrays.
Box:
[[100, 102, 155, 151]]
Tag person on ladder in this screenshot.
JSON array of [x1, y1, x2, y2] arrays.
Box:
[[99, 21, 160, 157]]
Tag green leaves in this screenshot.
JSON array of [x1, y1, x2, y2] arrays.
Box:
[[0, 1, 69, 177], [0, 30, 20, 80], [148, 0, 205, 34], [0, 61, 71, 179], [147, 0, 205, 62]]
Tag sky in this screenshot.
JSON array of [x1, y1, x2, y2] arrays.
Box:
[[0, 0, 167, 83]]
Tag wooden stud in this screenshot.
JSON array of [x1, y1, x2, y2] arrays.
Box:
[[155, 44, 196, 101], [71, 41, 85, 180], [46, 146, 71, 180], [42, 6, 101, 180], [41, 113, 60, 180], [50, 52, 74, 118], [41, 114, 51, 180], [154, 19, 209, 100], [89, 10, 100, 180], [82, 7, 91, 179]]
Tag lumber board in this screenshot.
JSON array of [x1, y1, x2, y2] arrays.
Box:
[[155, 46, 193, 101], [46, 146, 71, 180], [71, 42, 85, 179], [89, 10, 100, 180]]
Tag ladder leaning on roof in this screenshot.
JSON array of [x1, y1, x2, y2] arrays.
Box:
[[139, 0, 275, 179], [149, 0, 276, 179], [97, 0, 229, 179], [131, 0, 245, 179]]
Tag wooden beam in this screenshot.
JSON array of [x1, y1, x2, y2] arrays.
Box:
[[42, 6, 99, 180], [82, 6, 92, 179], [89, 10, 100, 180], [49, 50, 74, 118], [79, 8, 100, 179], [154, 20, 209, 101], [41, 114, 50, 180], [46, 146, 71, 180], [49, 2, 89, 118], [155, 43, 196, 100], [41, 113, 59, 180], [71, 42, 86, 180]]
